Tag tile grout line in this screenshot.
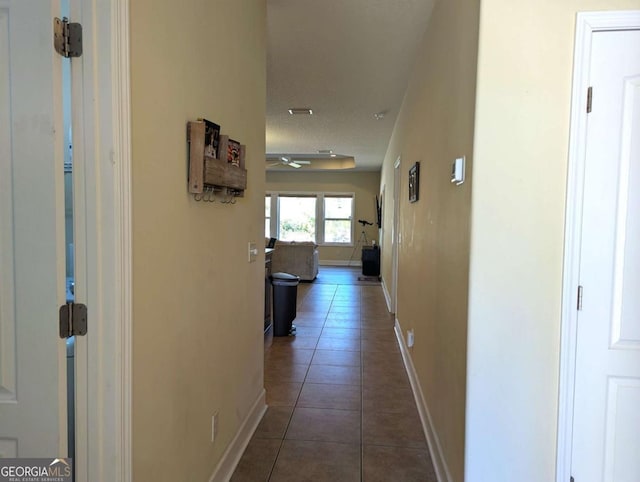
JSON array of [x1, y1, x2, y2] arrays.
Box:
[[360, 285, 365, 482], [265, 284, 321, 482], [246, 271, 429, 481], [268, 283, 337, 481], [265, 280, 398, 481]]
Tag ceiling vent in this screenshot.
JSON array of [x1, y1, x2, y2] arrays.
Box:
[[318, 149, 337, 157], [288, 108, 313, 115]]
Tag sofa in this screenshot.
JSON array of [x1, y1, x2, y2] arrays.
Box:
[[268, 240, 319, 281]]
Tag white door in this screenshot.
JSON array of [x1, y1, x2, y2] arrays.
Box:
[[571, 29, 640, 482], [0, 0, 68, 457]]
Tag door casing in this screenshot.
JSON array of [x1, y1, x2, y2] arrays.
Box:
[[391, 156, 401, 314], [70, 0, 132, 480]]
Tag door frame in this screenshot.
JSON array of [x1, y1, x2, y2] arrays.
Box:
[[391, 156, 401, 314], [73, 0, 132, 480], [556, 10, 640, 482]]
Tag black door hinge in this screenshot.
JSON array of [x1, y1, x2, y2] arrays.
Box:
[[53, 17, 82, 58], [59, 302, 88, 338], [586, 87, 593, 113], [577, 285, 583, 311]]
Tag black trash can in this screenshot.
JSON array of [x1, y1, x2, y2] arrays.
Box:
[[270, 272, 300, 336]]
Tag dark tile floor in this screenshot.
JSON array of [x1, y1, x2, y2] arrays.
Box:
[[231, 267, 437, 482]]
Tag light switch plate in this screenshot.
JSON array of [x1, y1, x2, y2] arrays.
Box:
[[248, 242, 258, 263], [451, 156, 465, 185]]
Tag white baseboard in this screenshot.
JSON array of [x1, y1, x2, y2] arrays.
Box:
[[208, 389, 267, 482], [319, 260, 361, 267], [381, 277, 393, 313], [394, 320, 452, 482]]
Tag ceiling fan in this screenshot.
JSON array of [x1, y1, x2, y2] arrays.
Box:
[[268, 156, 312, 169]]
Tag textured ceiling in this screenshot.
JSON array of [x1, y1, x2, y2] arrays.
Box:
[[266, 0, 436, 171]]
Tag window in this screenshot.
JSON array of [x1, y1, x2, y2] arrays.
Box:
[[278, 195, 316, 242], [265, 192, 355, 245], [265, 195, 271, 238], [324, 196, 353, 244]]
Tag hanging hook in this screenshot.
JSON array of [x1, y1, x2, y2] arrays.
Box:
[[194, 186, 242, 204]]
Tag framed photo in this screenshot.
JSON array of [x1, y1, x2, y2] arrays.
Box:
[[227, 139, 241, 166], [201, 118, 220, 159], [409, 162, 420, 203]]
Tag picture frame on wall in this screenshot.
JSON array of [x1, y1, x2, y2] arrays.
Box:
[[409, 162, 420, 203], [227, 138, 241, 166], [200, 118, 221, 159]]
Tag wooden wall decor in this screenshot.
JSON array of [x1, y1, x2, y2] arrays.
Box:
[[187, 120, 247, 202]]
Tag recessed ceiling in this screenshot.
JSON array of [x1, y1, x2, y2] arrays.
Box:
[[267, 0, 436, 171], [266, 153, 355, 171]]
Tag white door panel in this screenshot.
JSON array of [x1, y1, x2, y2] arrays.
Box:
[[612, 77, 640, 349], [571, 29, 640, 482], [0, 0, 66, 456], [603, 378, 640, 481]]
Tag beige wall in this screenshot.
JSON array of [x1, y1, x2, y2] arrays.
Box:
[[378, 0, 480, 480], [266, 170, 381, 262], [130, 1, 266, 480], [466, 1, 640, 481]]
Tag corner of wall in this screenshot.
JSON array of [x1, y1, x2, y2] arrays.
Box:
[[378, 0, 481, 480]]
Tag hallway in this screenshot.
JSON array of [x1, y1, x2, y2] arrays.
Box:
[[231, 267, 437, 481]]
